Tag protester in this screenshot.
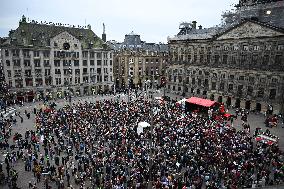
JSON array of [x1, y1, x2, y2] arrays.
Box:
[[0, 96, 283, 189]]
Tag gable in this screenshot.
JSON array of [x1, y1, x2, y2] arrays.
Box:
[[217, 21, 284, 40], [53, 31, 78, 41]]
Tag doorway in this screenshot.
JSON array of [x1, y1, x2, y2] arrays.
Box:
[[245, 101, 251, 110], [235, 98, 241, 108]]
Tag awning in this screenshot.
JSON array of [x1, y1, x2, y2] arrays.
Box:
[[186, 97, 216, 107]]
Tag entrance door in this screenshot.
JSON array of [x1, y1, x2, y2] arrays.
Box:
[[245, 101, 251, 110], [210, 94, 215, 101], [256, 103, 261, 112], [218, 96, 223, 103], [226, 97, 231, 107], [235, 98, 241, 108]]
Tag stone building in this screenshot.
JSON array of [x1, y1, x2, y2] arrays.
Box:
[[167, 0, 284, 114], [108, 32, 169, 89], [0, 16, 113, 101]]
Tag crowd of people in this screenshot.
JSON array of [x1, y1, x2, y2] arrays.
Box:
[[0, 95, 284, 189]]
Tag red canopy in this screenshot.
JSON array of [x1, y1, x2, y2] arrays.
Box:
[[223, 113, 232, 118], [186, 97, 216, 108]]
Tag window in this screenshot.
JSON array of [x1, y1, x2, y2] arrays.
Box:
[[269, 89, 276, 99], [252, 55, 258, 64], [257, 88, 264, 98], [13, 59, 20, 67], [263, 55, 269, 65], [55, 78, 61, 85], [277, 44, 284, 51], [34, 51, 40, 57], [35, 69, 42, 77], [253, 45, 260, 51], [24, 70, 31, 77], [97, 68, 101, 74], [75, 69, 80, 75], [43, 51, 50, 58], [54, 60, 60, 67], [83, 51, 88, 58], [233, 45, 239, 51], [249, 77, 255, 83], [12, 49, 19, 57], [97, 52, 102, 59], [229, 75, 234, 80], [24, 60, 30, 67], [45, 69, 50, 76], [243, 45, 249, 51], [97, 60, 102, 66], [104, 53, 107, 59], [219, 82, 224, 91], [90, 52, 95, 58], [23, 50, 30, 58], [90, 60, 94, 66], [54, 42, 58, 47], [214, 55, 220, 64], [7, 70, 11, 77], [55, 69, 61, 74], [212, 82, 216, 90], [104, 60, 108, 66], [6, 60, 10, 67], [228, 84, 233, 91], [239, 76, 244, 81], [34, 59, 41, 67], [237, 85, 243, 96], [110, 60, 112, 66], [271, 78, 278, 83], [74, 60, 79, 67], [5, 49, 9, 57], [192, 78, 195, 85], [247, 86, 253, 96], [44, 60, 50, 67], [83, 60, 87, 66], [275, 55, 282, 66], [223, 55, 228, 64]]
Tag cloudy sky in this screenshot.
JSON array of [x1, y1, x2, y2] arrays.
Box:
[[0, 0, 238, 43]]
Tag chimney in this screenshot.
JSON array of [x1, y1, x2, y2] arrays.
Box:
[[198, 25, 202, 30], [192, 21, 197, 29]]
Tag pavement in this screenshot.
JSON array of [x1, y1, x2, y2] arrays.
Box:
[[0, 92, 284, 189]]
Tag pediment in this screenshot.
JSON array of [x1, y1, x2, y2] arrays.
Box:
[[216, 21, 284, 40]]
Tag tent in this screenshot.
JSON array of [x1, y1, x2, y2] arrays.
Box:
[[185, 97, 217, 113], [137, 122, 150, 135], [186, 97, 216, 107]]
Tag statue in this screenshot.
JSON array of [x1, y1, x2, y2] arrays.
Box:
[[103, 23, 105, 34]]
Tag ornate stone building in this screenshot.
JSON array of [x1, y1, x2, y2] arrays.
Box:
[[0, 16, 113, 101], [108, 32, 169, 89], [167, 0, 284, 114]]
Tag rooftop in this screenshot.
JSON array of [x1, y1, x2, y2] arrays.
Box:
[[1, 15, 106, 49], [108, 32, 168, 52]]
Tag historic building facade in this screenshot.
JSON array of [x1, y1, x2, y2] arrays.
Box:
[[167, 1, 284, 114], [108, 32, 169, 89], [0, 16, 113, 101]]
